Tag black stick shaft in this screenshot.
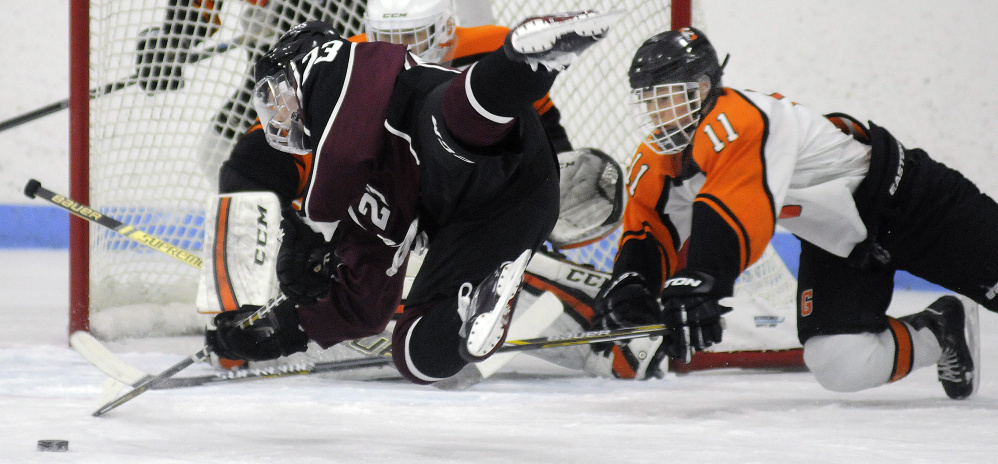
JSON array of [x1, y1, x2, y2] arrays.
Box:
[[0, 38, 241, 132], [91, 293, 290, 415], [93, 348, 210, 416]]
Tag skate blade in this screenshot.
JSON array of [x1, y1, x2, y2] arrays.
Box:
[[963, 296, 981, 397], [461, 250, 532, 360], [512, 9, 627, 54]]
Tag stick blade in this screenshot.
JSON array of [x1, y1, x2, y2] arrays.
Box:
[[70, 331, 150, 386]]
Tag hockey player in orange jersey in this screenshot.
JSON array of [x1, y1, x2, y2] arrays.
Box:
[[593, 27, 998, 399]]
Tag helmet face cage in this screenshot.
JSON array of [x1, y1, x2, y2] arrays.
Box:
[[632, 77, 707, 155], [365, 0, 456, 62], [252, 71, 310, 155]]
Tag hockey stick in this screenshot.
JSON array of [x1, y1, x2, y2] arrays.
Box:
[[71, 331, 393, 390], [24, 179, 203, 269], [498, 324, 668, 352], [0, 37, 243, 133], [85, 323, 668, 401], [92, 293, 293, 416], [92, 347, 211, 417]]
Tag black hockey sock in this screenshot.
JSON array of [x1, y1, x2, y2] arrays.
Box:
[[397, 302, 468, 381], [441, 50, 558, 148], [468, 49, 558, 117]]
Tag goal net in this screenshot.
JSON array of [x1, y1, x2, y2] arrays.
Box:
[[73, 0, 799, 364]]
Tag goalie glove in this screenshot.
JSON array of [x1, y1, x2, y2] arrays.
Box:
[[276, 208, 340, 304], [134, 27, 192, 92], [206, 302, 309, 362], [660, 270, 733, 363]]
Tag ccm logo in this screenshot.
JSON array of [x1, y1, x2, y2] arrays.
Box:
[[254, 205, 269, 265], [565, 269, 606, 288], [663, 277, 702, 288]]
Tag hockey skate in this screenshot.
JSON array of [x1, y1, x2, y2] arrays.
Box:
[[504, 9, 626, 72], [900, 296, 980, 399], [457, 249, 533, 362]]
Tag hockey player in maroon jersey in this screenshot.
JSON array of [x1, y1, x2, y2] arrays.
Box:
[[593, 28, 996, 399], [204, 10, 625, 385]]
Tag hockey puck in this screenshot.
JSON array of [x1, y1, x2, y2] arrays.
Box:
[[37, 439, 69, 452]]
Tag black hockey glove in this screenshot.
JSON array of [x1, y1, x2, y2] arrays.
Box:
[[660, 270, 733, 363], [134, 27, 191, 92], [590, 272, 668, 379], [276, 208, 340, 304], [206, 302, 309, 362], [593, 272, 663, 330]]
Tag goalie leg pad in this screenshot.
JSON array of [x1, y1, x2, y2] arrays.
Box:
[[196, 192, 283, 314]]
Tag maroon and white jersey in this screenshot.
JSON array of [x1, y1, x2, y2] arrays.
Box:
[[285, 36, 459, 346]]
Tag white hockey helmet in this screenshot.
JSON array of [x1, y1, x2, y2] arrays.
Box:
[[365, 0, 457, 63]]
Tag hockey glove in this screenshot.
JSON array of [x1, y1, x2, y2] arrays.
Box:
[[134, 27, 191, 92], [660, 270, 733, 363], [276, 208, 340, 303], [589, 272, 668, 378], [206, 302, 309, 362], [593, 272, 662, 330]]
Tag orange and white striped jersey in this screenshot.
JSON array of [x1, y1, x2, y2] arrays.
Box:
[[620, 88, 871, 291]]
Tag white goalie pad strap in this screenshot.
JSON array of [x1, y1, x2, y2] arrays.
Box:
[[196, 192, 283, 314], [524, 250, 610, 299], [550, 148, 625, 249]]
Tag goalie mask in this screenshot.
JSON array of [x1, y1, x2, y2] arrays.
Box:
[[629, 27, 727, 155], [252, 21, 340, 154], [365, 0, 456, 63]]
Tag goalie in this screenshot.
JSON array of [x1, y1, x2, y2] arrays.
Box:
[[198, 11, 625, 385]]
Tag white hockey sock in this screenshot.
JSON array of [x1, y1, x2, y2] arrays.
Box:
[[803, 322, 941, 393]]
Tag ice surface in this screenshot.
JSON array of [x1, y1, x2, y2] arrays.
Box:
[[2, 249, 997, 463], [3, 1, 998, 462]]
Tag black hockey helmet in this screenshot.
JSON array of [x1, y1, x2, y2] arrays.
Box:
[[628, 28, 728, 154], [254, 20, 340, 83], [628, 27, 725, 94], [252, 21, 340, 154]]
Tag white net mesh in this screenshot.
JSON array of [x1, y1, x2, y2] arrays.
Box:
[[87, 0, 367, 338], [85, 0, 794, 339]]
